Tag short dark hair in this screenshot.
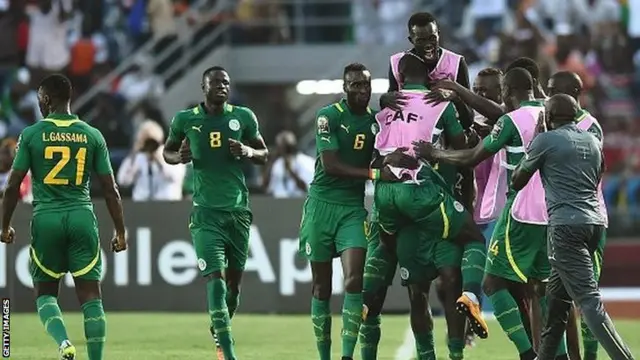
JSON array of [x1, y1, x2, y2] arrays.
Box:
[[551, 71, 583, 91], [505, 57, 540, 81], [202, 66, 227, 81], [343, 62, 368, 78], [407, 12, 437, 31], [477, 67, 503, 77], [504, 68, 533, 92], [38, 74, 73, 103], [399, 53, 427, 81]]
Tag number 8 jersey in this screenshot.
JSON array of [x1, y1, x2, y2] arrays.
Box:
[[12, 114, 113, 215]]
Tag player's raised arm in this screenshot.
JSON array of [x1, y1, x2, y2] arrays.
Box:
[[163, 112, 192, 165], [92, 129, 126, 250], [451, 58, 474, 129], [1, 132, 30, 243], [233, 107, 268, 165], [434, 79, 505, 123]]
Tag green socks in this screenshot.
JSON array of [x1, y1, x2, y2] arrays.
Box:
[[538, 296, 568, 356], [414, 331, 436, 360], [359, 315, 381, 360], [489, 289, 532, 354], [311, 297, 332, 360], [226, 290, 240, 319], [447, 337, 465, 360], [81, 299, 106, 360], [341, 292, 363, 358], [207, 278, 236, 360], [461, 242, 486, 297], [582, 317, 599, 360], [36, 295, 70, 347]]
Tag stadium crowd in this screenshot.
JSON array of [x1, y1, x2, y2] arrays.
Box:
[[0, 0, 639, 225]]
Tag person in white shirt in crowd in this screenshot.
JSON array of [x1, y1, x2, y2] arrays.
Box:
[[117, 120, 185, 201], [262, 130, 315, 198], [26, 0, 74, 81], [116, 56, 165, 107]]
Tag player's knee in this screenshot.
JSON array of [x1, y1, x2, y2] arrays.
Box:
[[343, 273, 364, 293], [482, 274, 502, 296], [73, 279, 101, 304], [312, 282, 332, 301], [439, 267, 461, 291], [363, 287, 388, 317]]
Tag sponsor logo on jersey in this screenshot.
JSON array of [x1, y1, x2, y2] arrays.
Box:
[[228, 119, 240, 131], [191, 125, 202, 133]]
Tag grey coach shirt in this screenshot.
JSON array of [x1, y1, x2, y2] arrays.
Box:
[[519, 123, 605, 226]]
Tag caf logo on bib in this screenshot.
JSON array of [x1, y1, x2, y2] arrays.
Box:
[[197, 258, 207, 271], [228, 119, 241, 131], [399, 267, 409, 280], [305, 242, 312, 256], [454, 201, 464, 213]]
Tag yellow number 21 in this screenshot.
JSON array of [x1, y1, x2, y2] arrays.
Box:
[[353, 134, 365, 150], [43, 146, 87, 185]]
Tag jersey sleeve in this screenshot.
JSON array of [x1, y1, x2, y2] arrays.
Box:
[[586, 122, 603, 143], [92, 128, 114, 175], [167, 112, 186, 144], [315, 108, 339, 152], [482, 115, 517, 154], [441, 103, 464, 137], [12, 129, 32, 171], [519, 133, 550, 173], [239, 107, 262, 141]]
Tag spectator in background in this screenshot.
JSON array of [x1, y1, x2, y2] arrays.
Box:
[[1, 68, 40, 137], [117, 120, 186, 201], [148, 0, 178, 73], [0, 138, 31, 203], [68, 18, 98, 96], [90, 92, 131, 164], [26, 0, 73, 82], [0, 1, 23, 90], [262, 130, 314, 198], [117, 56, 164, 106]]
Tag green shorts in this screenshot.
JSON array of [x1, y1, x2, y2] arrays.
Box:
[[30, 208, 102, 282], [485, 198, 549, 283], [299, 197, 368, 262], [593, 229, 607, 280], [396, 225, 463, 286], [375, 181, 468, 240], [363, 221, 397, 288], [189, 206, 252, 276]]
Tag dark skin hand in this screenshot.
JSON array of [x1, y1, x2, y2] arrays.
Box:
[[412, 139, 494, 168], [429, 79, 505, 124], [97, 173, 128, 252]]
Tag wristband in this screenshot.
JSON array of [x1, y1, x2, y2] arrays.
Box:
[[369, 168, 380, 180], [246, 147, 254, 158]]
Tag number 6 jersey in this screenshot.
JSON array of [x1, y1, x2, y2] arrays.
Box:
[[12, 114, 113, 214]]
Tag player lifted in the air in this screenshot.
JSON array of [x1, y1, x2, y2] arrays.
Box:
[[548, 71, 608, 360], [299, 63, 415, 360], [416, 68, 570, 360], [0, 74, 127, 360], [163, 66, 269, 360], [360, 53, 487, 360]]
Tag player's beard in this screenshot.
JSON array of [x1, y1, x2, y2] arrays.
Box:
[[348, 93, 370, 110]]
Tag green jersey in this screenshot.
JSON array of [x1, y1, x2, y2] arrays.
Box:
[[12, 114, 113, 215], [167, 103, 262, 210], [310, 99, 377, 206], [482, 100, 544, 198]]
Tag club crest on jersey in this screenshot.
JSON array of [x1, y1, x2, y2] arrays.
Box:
[[399, 267, 409, 280], [305, 242, 312, 255], [454, 201, 464, 213], [228, 119, 241, 131], [371, 123, 379, 135], [317, 116, 329, 134], [197, 258, 207, 271]]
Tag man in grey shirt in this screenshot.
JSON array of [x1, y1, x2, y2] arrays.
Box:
[[511, 94, 635, 360]]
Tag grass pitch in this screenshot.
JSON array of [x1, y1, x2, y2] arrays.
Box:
[[9, 313, 640, 359]]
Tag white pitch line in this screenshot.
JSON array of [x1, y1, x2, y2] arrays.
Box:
[[394, 326, 416, 360]]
